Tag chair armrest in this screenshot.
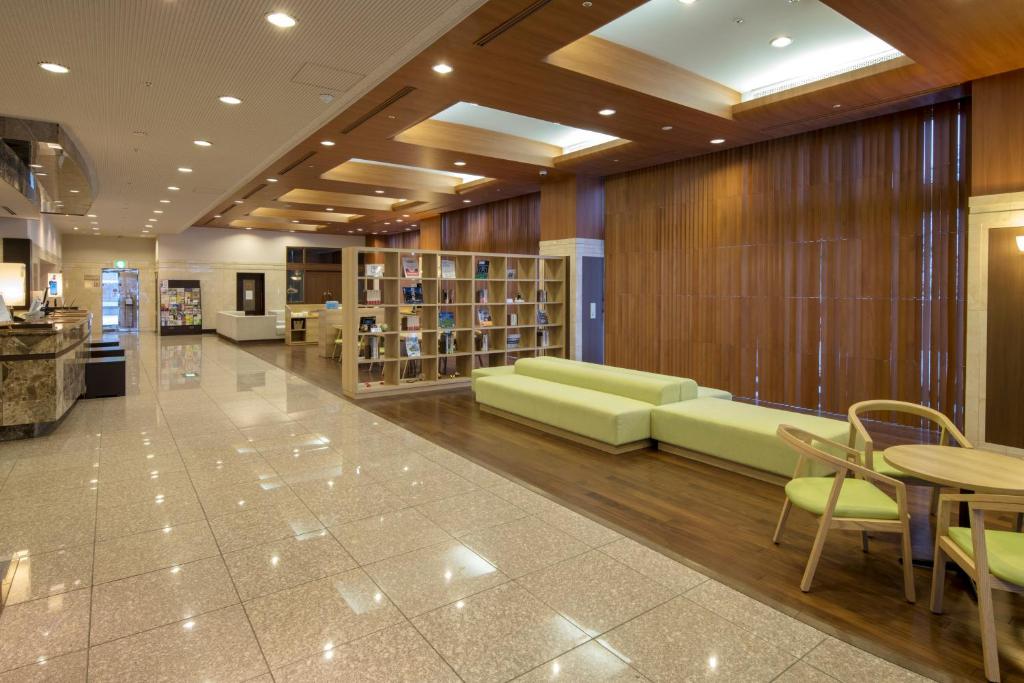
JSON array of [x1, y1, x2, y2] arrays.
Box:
[[937, 493, 1024, 516]]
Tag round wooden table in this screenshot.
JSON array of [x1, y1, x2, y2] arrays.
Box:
[[883, 445, 1024, 494]]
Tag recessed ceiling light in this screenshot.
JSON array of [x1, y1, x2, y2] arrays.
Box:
[[290, 220, 299, 224], [233, 200, 243, 204], [90, 221, 97, 225], [193, 139, 212, 147], [47, 143, 62, 150], [142, 229, 150, 233], [160, 199, 170, 203], [384, 222, 391, 225], [266, 12, 296, 28], [39, 62, 69, 74], [710, 138, 725, 144], [178, 167, 193, 173], [320, 140, 335, 146], [374, 190, 384, 194], [402, 214, 410, 218], [832, 103, 842, 109], [405, 228, 412, 231], [147, 218, 157, 222], [463, 199, 471, 203], [29, 163, 42, 169], [325, 208, 334, 211], [69, 189, 80, 193], [356, 228, 363, 232], [36, 172, 47, 176], [219, 96, 242, 105], [87, 214, 97, 218], [661, 125, 673, 131], [598, 108, 616, 116], [770, 36, 793, 48], [72, 226, 78, 230], [153, 210, 164, 214], [214, 214, 222, 218], [245, 227, 252, 230], [266, 178, 278, 182], [679, 0, 697, 4], [432, 63, 453, 74], [167, 186, 179, 191], [396, 219, 403, 223], [453, 161, 466, 167]]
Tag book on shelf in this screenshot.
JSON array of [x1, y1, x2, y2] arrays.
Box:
[[440, 259, 456, 279], [358, 316, 377, 332], [365, 263, 385, 278], [537, 328, 550, 347], [475, 259, 490, 279], [366, 288, 382, 305], [401, 256, 420, 278], [474, 331, 489, 352], [507, 312, 518, 326], [401, 335, 421, 358], [440, 288, 452, 304], [537, 309, 549, 325], [476, 288, 488, 303], [537, 289, 548, 303], [401, 315, 420, 331], [507, 333, 521, 349], [476, 307, 493, 327], [361, 335, 381, 360], [438, 311, 456, 329], [507, 267, 516, 279], [438, 331, 456, 354], [402, 284, 424, 304]]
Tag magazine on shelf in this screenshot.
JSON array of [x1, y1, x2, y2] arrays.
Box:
[[537, 289, 548, 303], [475, 259, 490, 279], [537, 309, 549, 325], [476, 307, 493, 326], [366, 288, 382, 305], [507, 333, 521, 349], [402, 284, 423, 304], [440, 259, 456, 279], [438, 311, 456, 329], [403, 335, 421, 358], [476, 288, 488, 303], [401, 256, 420, 278], [507, 312, 518, 326], [474, 331, 489, 352], [359, 316, 377, 332], [439, 331, 456, 354], [401, 315, 420, 331], [365, 336, 381, 360], [507, 267, 516, 279], [537, 328, 550, 347], [365, 264, 385, 278]]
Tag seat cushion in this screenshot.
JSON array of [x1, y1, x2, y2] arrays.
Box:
[[948, 527, 1024, 586], [697, 387, 732, 400], [514, 357, 696, 405], [785, 478, 899, 520], [651, 398, 848, 478], [475, 374, 651, 446], [471, 365, 515, 391]]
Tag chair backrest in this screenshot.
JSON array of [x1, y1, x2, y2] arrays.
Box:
[[777, 424, 898, 486], [847, 400, 971, 467]]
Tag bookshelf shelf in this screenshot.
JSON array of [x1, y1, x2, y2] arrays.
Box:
[[341, 246, 567, 399]]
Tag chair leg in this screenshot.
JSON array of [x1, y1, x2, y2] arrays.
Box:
[[772, 498, 792, 545], [930, 543, 947, 614], [976, 572, 1002, 682], [900, 516, 916, 603], [800, 515, 831, 592], [930, 487, 941, 516], [861, 531, 869, 553]]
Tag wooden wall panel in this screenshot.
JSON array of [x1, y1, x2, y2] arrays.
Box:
[[441, 193, 540, 253], [418, 217, 441, 250], [605, 100, 969, 422], [972, 68, 1024, 196], [985, 227, 1024, 448], [540, 176, 604, 241], [370, 232, 420, 250]]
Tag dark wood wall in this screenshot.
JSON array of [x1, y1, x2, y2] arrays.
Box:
[[441, 193, 540, 253], [972, 68, 1024, 196], [985, 227, 1024, 448], [604, 99, 969, 421]]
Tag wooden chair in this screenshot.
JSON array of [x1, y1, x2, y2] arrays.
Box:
[[930, 494, 1024, 682], [773, 424, 916, 602], [848, 400, 971, 512]]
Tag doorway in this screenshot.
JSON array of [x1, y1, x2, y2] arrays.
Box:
[[236, 273, 266, 316], [101, 268, 140, 331]]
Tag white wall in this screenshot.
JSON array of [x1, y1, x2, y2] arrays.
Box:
[[156, 227, 364, 331], [61, 235, 158, 331], [0, 216, 63, 292]]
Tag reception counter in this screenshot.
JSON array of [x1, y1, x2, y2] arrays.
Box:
[[0, 311, 91, 438]]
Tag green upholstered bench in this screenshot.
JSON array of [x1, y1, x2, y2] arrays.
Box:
[[475, 374, 653, 452], [513, 357, 696, 405], [651, 398, 847, 483], [471, 365, 515, 391], [697, 387, 732, 400]]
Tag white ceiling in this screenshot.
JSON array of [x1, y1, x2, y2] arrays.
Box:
[[593, 0, 900, 97], [349, 158, 484, 183], [432, 102, 618, 154], [0, 0, 484, 236]]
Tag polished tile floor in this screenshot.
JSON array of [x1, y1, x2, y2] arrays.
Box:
[[0, 334, 932, 682]]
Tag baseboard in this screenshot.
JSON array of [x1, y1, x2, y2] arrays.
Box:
[[478, 404, 653, 454], [657, 442, 788, 486]]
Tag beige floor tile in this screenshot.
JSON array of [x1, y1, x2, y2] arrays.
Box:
[[598, 596, 796, 682], [0, 487, 97, 518], [95, 494, 207, 541], [416, 489, 530, 537], [223, 530, 357, 601], [330, 508, 453, 565], [349, 450, 443, 482], [684, 580, 826, 658], [3, 453, 98, 477], [364, 540, 508, 617], [97, 470, 198, 509], [773, 661, 841, 682], [96, 451, 186, 480], [243, 568, 404, 669], [536, 506, 623, 547], [802, 637, 931, 683], [0, 589, 91, 673], [239, 421, 308, 442], [87, 605, 268, 682], [196, 477, 299, 518], [90, 556, 238, 645], [93, 520, 219, 584], [599, 538, 707, 593], [383, 469, 479, 506], [517, 550, 675, 637], [273, 622, 459, 682], [261, 448, 354, 477], [514, 641, 648, 682], [294, 481, 408, 527], [0, 648, 88, 683], [249, 434, 329, 457], [208, 498, 324, 553], [0, 508, 95, 560], [186, 455, 279, 492], [278, 459, 377, 489], [413, 582, 588, 683], [6, 545, 93, 605], [461, 516, 590, 578], [0, 466, 99, 497]]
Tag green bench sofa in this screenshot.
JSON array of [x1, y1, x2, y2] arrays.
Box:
[[473, 357, 698, 453], [651, 398, 848, 482]]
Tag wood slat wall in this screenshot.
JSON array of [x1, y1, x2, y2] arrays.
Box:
[[971, 68, 1024, 196], [440, 193, 541, 253], [604, 99, 969, 422]]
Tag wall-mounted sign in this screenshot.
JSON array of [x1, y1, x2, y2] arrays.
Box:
[[113, 259, 127, 268], [47, 272, 63, 297]]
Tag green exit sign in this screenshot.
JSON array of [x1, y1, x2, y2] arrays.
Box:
[[113, 259, 126, 268]]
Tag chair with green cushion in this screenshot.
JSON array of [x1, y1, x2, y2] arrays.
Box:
[[931, 494, 1024, 682], [847, 399, 971, 509], [773, 425, 915, 602]]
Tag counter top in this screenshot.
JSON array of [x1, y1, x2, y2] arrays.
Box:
[[0, 312, 91, 357]]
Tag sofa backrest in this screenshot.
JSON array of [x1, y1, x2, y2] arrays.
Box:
[[513, 357, 696, 405]]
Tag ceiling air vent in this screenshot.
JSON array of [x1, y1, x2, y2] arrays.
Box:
[[474, 0, 553, 47], [340, 86, 416, 134], [241, 183, 267, 200], [277, 151, 317, 176]]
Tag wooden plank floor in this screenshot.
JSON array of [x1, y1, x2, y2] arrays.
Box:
[[243, 341, 1024, 682]]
